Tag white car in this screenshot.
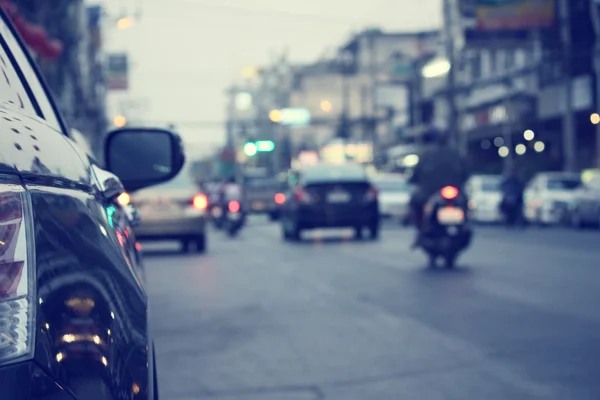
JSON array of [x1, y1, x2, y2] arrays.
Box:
[[372, 175, 412, 224], [465, 175, 503, 223], [524, 172, 581, 225]]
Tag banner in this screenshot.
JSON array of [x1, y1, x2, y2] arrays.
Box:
[[460, 0, 556, 45], [106, 53, 128, 90]]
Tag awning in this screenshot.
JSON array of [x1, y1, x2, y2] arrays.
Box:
[[1, 0, 63, 60]]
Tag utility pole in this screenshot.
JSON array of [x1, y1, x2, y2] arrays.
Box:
[[559, 0, 576, 171], [442, 0, 461, 154], [591, 0, 600, 168]]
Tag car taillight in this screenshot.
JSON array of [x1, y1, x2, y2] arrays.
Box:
[[228, 200, 240, 213], [294, 188, 314, 204], [0, 184, 34, 365], [274, 193, 286, 205], [117, 192, 130, 206], [192, 194, 208, 210], [441, 186, 459, 200], [364, 186, 378, 202]]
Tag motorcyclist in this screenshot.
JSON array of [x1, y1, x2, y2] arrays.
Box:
[[499, 166, 524, 225], [408, 128, 470, 248], [220, 176, 243, 208]]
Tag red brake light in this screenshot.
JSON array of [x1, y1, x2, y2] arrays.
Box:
[[365, 186, 378, 201], [441, 186, 459, 200], [228, 200, 240, 213], [274, 193, 286, 205], [192, 194, 208, 210]]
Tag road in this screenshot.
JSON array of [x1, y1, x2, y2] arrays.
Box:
[[142, 219, 600, 400]]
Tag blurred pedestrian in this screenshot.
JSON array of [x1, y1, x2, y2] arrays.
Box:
[[500, 166, 524, 227]]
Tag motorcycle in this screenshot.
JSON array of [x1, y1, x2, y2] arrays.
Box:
[[418, 185, 472, 268], [224, 200, 244, 237], [210, 203, 224, 229]]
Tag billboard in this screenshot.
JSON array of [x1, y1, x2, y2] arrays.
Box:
[[459, 0, 556, 45], [106, 53, 128, 90]]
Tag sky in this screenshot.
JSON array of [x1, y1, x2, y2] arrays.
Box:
[[100, 0, 442, 157]]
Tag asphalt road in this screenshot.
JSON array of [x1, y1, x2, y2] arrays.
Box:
[[142, 219, 600, 400]]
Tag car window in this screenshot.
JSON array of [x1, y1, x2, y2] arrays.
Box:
[[0, 14, 62, 131], [480, 180, 501, 192], [546, 178, 580, 191], [374, 179, 409, 192], [0, 41, 35, 113], [302, 164, 366, 183]]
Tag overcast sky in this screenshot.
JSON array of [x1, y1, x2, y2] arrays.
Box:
[[101, 0, 442, 156]]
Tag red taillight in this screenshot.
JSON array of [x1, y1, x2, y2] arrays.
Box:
[[192, 194, 208, 210], [228, 200, 240, 213], [294, 188, 316, 204], [441, 186, 459, 200], [364, 186, 378, 202], [0, 184, 34, 362], [274, 193, 286, 205]]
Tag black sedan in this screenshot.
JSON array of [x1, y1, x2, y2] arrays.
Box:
[[0, 7, 184, 399], [280, 163, 380, 241]]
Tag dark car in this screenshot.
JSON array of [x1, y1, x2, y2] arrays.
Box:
[[280, 163, 380, 241], [0, 8, 184, 400]]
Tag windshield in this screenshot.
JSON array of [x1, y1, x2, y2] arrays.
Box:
[[547, 178, 580, 191], [480, 180, 501, 192], [302, 164, 366, 182], [374, 179, 410, 192]]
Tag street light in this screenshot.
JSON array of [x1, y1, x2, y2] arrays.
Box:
[[320, 100, 332, 112], [421, 57, 451, 78], [243, 142, 257, 156], [269, 109, 282, 123], [116, 16, 135, 30], [113, 115, 127, 127], [591, 113, 600, 125]]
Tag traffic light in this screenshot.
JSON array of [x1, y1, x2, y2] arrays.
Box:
[[243, 142, 257, 156], [256, 140, 275, 152]]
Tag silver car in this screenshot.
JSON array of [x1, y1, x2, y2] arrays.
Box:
[[373, 174, 412, 224], [132, 167, 208, 252]]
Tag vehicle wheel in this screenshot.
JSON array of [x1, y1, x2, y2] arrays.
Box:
[[444, 254, 456, 269], [195, 234, 206, 253], [368, 224, 380, 240]]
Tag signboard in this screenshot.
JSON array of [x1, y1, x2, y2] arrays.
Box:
[[106, 53, 128, 90], [459, 0, 556, 45], [280, 108, 311, 127]]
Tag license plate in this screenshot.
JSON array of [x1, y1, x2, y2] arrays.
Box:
[[212, 207, 222, 218], [228, 212, 241, 220], [437, 207, 464, 225], [327, 191, 350, 203], [253, 201, 265, 210]]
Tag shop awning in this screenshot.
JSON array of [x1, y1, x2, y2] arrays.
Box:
[[1, 0, 63, 60]]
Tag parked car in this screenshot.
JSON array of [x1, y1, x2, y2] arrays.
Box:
[[465, 175, 503, 223], [0, 8, 184, 399], [280, 162, 379, 240], [131, 164, 208, 253], [524, 172, 581, 225], [570, 174, 600, 228], [371, 174, 412, 224]]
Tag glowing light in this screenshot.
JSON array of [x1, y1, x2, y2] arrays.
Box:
[[494, 137, 504, 147], [534, 141, 545, 152], [228, 200, 240, 213], [243, 142, 257, 156], [192, 194, 208, 210], [591, 113, 600, 125], [421, 58, 451, 78], [269, 109, 282, 123], [113, 115, 127, 128], [320, 100, 333, 112], [101, 356, 108, 367], [242, 66, 258, 79], [515, 144, 526, 155], [498, 146, 509, 158], [523, 130, 535, 141], [110, 311, 115, 319], [117, 192, 130, 206], [56, 352, 64, 362], [441, 186, 459, 200], [116, 17, 135, 30], [403, 154, 420, 167], [274, 193, 286, 205]]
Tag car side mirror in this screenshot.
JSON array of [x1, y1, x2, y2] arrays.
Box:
[[104, 127, 185, 192]]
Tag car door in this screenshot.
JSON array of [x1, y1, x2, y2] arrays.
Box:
[[0, 9, 154, 400]]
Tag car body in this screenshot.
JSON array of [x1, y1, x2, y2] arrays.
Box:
[[132, 165, 208, 252], [0, 8, 183, 399], [243, 175, 281, 219], [465, 175, 503, 223], [371, 174, 412, 224], [570, 174, 600, 228], [524, 172, 581, 225], [280, 162, 380, 240]]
